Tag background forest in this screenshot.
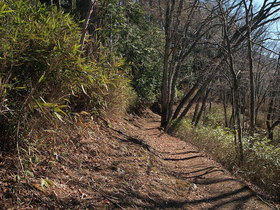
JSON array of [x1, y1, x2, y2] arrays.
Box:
[[0, 0, 280, 205]]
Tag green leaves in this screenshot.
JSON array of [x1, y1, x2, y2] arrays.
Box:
[[0, 4, 13, 16], [0, 0, 137, 150], [41, 178, 54, 189], [24, 170, 34, 179], [97, 1, 164, 104], [0, 0, 81, 133], [38, 72, 46, 83]]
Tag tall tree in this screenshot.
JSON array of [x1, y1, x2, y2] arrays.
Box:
[[160, 0, 216, 130], [242, 0, 255, 135], [160, 0, 280, 135]]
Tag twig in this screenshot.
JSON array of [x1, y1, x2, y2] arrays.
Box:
[[257, 195, 278, 210]]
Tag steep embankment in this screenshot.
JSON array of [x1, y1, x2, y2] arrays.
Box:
[[0, 109, 278, 209]]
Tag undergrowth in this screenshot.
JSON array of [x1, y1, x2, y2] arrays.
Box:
[[0, 0, 135, 150]]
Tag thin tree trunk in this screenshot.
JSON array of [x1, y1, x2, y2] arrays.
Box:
[[58, 0, 61, 9], [255, 91, 267, 125], [220, 0, 244, 164], [192, 98, 201, 124], [167, 69, 220, 133], [233, 82, 243, 165], [266, 96, 277, 141], [243, 0, 255, 135], [161, 0, 176, 128], [194, 88, 210, 126], [79, 1, 95, 52], [229, 89, 235, 129], [209, 100, 212, 113], [223, 92, 228, 127]]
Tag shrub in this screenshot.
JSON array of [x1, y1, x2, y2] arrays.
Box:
[[72, 52, 137, 115], [0, 0, 135, 150], [0, 1, 82, 149]]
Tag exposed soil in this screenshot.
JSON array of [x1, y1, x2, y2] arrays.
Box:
[[0, 109, 278, 209], [112, 109, 279, 209]]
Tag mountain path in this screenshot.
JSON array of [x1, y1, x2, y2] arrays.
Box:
[[112, 109, 276, 209]]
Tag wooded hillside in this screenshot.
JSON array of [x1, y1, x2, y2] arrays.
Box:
[[0, 0, 280, 208]]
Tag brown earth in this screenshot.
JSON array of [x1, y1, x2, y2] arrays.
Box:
[[112, 109, 278, 210], [0, 109, 278, 209]]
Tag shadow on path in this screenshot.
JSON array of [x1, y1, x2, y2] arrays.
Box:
[[108, 120, 274, 209], [115, 186, 256, 209], [163, 155, 204, 161]]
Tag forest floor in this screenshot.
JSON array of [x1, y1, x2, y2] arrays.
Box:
[[0, 109, 279, 209]]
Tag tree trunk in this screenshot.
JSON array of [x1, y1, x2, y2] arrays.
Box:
[[192, 97, 201, 124], [223, 92, 228, 127], [194, 88, 210, 126], [243, 0, 255, 135], [160, 0, 173, 128], [266, 96, 280, 141], [268, 127, 274, 141], [79, 1, 95, 52], [57, 0, 61, 9], [72, 0, 75, 11], [221, 2, 244, 164], [233, 81, 243, 165], [229, 89, 235, 129]]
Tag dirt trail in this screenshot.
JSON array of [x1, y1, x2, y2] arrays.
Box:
[[113, 109, 276, 209], [1, 109, 277, 209]]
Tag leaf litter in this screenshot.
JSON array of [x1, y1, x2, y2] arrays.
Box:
[[0, 109, 279, 209]]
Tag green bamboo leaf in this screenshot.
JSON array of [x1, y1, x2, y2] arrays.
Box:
[[14, 86, 26, 90], [63, 98, 70, 103], [44, 178, 54, 186], [54, 112, 64, 122], [24, 170, 34, 178], [38, 71, 46, 83], [34, 99, 43, 112], [54, 107, 67, 116], [0, 4, 6, 12], [34, 155, 39, 164], [41, 178, 53, 188], [2, 9, 14, 14], [88, 75, 94, 84], [57, 105, 69, 108]]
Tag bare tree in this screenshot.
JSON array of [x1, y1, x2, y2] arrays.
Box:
[[160, 0, 218, 131], [242, 0, 255, 135], [160, 0, 280, 135]]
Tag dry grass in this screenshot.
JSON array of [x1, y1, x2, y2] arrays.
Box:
[[173, 116, 280, 198]]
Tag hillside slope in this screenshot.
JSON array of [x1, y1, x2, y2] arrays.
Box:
[[0, 109, 278, 209]]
